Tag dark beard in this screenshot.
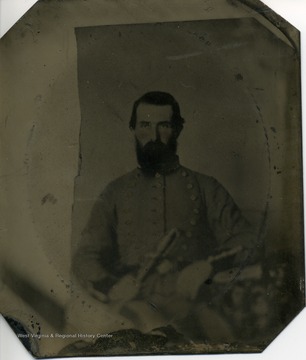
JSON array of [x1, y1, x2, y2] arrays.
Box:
[[136, 138, 178, 174]]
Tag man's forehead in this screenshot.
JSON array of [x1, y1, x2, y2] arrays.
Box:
[[136, 103, 173, 121]]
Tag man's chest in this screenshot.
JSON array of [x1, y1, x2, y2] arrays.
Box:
[[114, 169, 213, 265]]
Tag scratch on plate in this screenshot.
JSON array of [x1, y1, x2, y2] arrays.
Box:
[[180, 82, 195, 89], [166, 51, 203, 61]]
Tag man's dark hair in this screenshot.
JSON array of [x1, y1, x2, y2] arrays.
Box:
[[129, 91, 185, 135]]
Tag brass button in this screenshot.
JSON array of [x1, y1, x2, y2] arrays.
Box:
[[186, 231, 193, 238], [181, 171, 188, 177], [155, 173, 161, 178], [193, 208, 200, 214], [156, 182, 163, 188], [187, 183, 193, 189], [190, 194, 198, 201], [190, 219, 197, 226]]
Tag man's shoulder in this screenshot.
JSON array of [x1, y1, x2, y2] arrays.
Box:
[[102, 169, 139, 191], [96, 169, 139, 203]]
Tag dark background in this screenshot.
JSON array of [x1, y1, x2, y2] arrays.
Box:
[[73, 18, 302, 260]]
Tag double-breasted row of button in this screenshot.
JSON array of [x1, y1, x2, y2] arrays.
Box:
[[179, 169, 204, 241]]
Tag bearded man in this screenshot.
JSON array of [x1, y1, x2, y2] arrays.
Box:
[[72, 91, 256, 342]]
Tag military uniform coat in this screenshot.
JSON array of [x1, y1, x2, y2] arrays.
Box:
[[73, 164, 254, 305]]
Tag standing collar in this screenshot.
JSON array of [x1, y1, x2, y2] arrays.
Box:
[[138, 155, 181, 176]]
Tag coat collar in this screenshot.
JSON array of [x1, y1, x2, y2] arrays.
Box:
[[138, 155, 181, 176]]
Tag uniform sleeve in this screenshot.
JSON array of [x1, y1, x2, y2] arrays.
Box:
[[72, 183, 118, 289], [201, 176, 257, 255]]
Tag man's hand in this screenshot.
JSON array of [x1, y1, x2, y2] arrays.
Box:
[[108, 275, 140, 302], [85, 281, 109, 303], [176, 260, 212, 300]]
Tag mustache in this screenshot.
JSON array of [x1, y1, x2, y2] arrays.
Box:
[[139, 139, 167, 149], [136, 138, 177, 154]]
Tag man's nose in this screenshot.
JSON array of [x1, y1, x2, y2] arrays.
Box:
[[149, 125, 160, 141]]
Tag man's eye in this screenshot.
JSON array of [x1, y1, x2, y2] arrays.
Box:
[[140, 122, 151, 128], [160, 122, 172, 128]]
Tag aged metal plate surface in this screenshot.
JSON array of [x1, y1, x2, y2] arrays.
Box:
[[0, 0, 304, 358]]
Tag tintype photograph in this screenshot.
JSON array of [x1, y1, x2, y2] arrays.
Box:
[[0, 0, 304, 358]]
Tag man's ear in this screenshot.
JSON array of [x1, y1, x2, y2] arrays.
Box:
[[173, 125, 183, 139]]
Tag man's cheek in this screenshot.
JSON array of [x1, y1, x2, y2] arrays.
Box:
[[159, 138, 168, 145], [135, 134, 151, 146], [159, 132, 173, 144]]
